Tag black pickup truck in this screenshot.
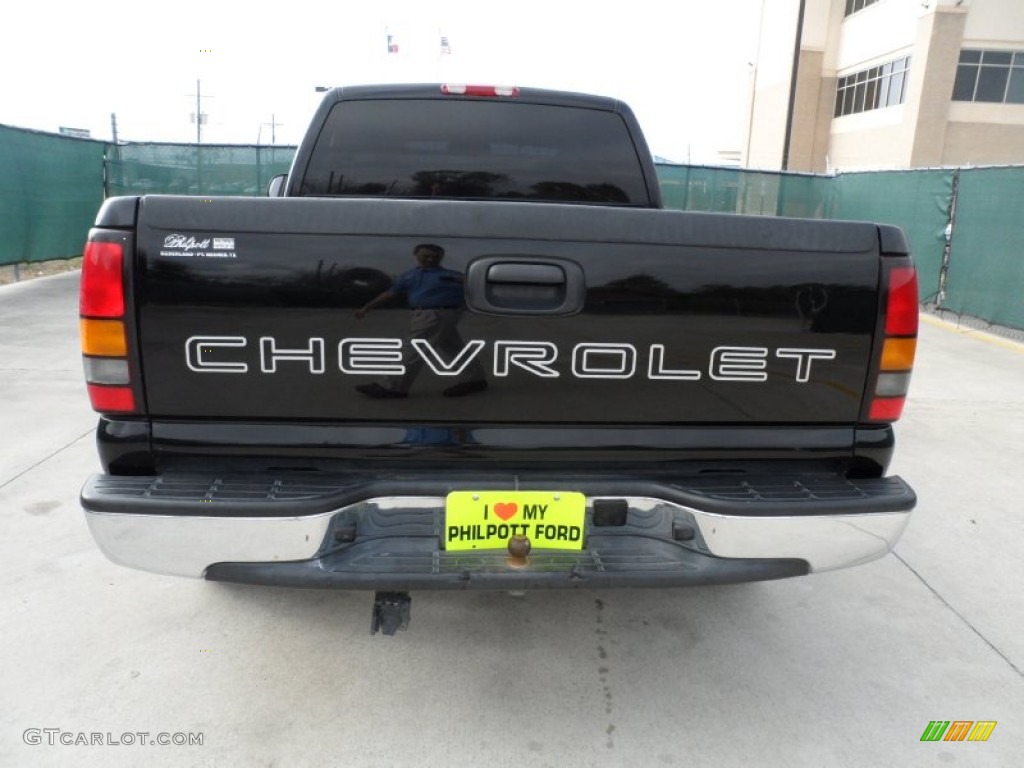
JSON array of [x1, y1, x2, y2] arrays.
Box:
[[79, 84, 918, 632]]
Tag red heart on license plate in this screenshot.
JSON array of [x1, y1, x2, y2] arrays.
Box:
[[494, 502, 518, 521]]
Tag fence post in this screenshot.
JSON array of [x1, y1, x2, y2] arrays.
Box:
[[937, 168, 960, 309], [776, 173, 787, 217]]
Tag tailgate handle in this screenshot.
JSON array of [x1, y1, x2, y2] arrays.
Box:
[[465, 256, 585, 316], [486, 263, 565, 285]]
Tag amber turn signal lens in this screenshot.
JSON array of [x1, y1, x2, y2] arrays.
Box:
[[881, 337, 917, 371], [80, 319, 127, 357]]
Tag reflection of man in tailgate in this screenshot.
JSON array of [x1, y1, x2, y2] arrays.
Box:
[[354, 243, 488, 398]]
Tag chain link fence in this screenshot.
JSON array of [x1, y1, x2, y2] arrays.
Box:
[[1, 124, 1020, 329], [105, 143, 294, 198]]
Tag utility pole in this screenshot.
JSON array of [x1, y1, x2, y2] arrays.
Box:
[[187, 79, 211, 143], [108, 113, 121, 198], [257, 115, 283, 194], [187, 79, 212, 193], [195, 79, 201, 143], [262, 114, 283, 145]]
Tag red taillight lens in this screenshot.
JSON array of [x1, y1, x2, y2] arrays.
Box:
[[869, 397, 906, 422], [86, 384, 135, 413], [80, 241, 125, 317], [885, 266, 918, 336]]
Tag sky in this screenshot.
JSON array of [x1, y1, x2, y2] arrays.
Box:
[[2, 0, 765, 164]]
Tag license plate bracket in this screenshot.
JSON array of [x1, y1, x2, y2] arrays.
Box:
[[444, 491, 586, 551]]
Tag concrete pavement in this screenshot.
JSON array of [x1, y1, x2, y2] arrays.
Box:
[[1, 272, 1021, 767]]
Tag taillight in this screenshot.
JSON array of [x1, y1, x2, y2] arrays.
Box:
[[441, 84, 520, 97], [867, 265, 917, 422], [80, 239, 136, 413], [885, 266, 919, 337], [80, 242, 125, 317]]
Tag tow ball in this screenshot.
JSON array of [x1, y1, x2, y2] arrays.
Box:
[[370, 592, 411, 636]]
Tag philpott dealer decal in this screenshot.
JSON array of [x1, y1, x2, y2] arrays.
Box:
[[160, 234, 237, 259]]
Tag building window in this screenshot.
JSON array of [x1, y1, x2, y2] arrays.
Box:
[[834, 57, 911, 118], [952, 50, 1024, 104], [845, 0, 880, 17]]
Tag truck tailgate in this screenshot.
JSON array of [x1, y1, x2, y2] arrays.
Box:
[[134, 196, 880, 426]]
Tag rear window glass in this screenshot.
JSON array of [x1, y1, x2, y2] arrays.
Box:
[[298, 99, 650, 205]]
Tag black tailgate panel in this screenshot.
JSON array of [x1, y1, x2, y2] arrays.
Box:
[[136, 196, 879, 425]]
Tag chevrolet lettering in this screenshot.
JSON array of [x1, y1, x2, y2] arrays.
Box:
[[184, 336, 838, 383]]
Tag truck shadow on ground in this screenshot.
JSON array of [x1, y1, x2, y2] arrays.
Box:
[[204, 580, 768, 650]]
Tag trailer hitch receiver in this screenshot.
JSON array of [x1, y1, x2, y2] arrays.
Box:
[[371, 591, 411, 636]]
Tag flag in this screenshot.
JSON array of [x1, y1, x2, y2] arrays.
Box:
[[387, 31, 399, 54], [440, 35, 451, 55]]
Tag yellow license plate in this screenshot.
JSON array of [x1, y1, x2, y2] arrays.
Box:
[[445, 491, 586, 551]]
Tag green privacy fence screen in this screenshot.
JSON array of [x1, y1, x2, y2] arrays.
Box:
[[657, 164, 954, 303], [0, 125, 106, 265], [0, 125, 295, 265], [105, 143, 294, 198], [0, 124, 1019, 330], [943, 168, 1024, 329], [657, 164, 836, 219], [826, 170, 955, 305]]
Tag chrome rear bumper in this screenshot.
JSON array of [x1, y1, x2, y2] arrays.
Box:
[[82, 473, 914, 586]]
